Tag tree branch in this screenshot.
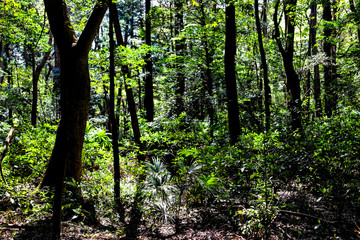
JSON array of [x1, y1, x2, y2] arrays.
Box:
[[109, 2, 126, 47], [44, 0, 77, 51], [273, 0, 285, 55], [77, 2, 108, 53]]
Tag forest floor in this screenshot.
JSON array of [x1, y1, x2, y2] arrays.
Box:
[[0, 186, 359, 240]]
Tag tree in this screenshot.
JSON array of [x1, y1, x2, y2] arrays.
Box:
[[31, 36, 52, 126], [254, 0, 271, 131], [41, 0, 107, 187], [198, 0, 215, 135], [110, 4, 145, 236], [174, 0, 185, 116], [308, 0, 321, 118], [144, 0, 154, 121], [322, 0, 338, 117], [110, 3, 142, 147], [108, 5, 124, 218], [40, 0, 107, 236], [274, 0, 302, 131], [225, 0, 241, 144]]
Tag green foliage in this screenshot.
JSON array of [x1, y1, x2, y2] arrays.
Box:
[[4, 123, 56, 181]]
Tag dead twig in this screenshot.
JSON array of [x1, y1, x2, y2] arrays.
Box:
[[279, 209, 336, 224]]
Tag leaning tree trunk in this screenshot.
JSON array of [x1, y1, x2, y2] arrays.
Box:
[[110, 3, 142, 146]]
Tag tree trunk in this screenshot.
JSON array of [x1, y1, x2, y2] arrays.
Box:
[[308, 0, 321, 118], [261, 0, 268, 37], [274, 0, 302, 131], [225, 0, 241, 144], [174, 0, 185, 116], [108, 12, 124, 218], [41, 1, 107, 237], [31, 37, 52, 126], [144, 0, 154, 121], [254, 0, 271, 131], [323, 0, 337, 117]]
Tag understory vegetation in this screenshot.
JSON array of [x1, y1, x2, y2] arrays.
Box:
[[1, 109, 359, 239]]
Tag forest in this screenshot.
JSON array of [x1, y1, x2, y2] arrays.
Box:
[[0, 0, 360, 239]]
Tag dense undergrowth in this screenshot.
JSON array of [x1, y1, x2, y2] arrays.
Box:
[[0, 108, 359, 239]]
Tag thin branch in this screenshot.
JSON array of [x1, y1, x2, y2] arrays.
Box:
[[279, 210, 336, 224]]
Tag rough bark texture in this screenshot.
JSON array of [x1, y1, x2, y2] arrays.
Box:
[[254, 0, 271, 131], [144, 0, 154, 122], [274, 0, 302, 131], [225, 0, 241, 144]]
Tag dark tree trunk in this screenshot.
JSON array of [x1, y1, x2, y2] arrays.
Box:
[[41, 0, 107, 187], [261, 0, 268, 37], [31, 37, 52, 126], [108, 12, 124, 218], [174, 0, 185, 116], [308, 0, 321, 118], [144, 0, 154, 121], [322, 0, 337, 117], [304, 0, 317, 118], [254, 0, 271, 131], [41, 1, 107, 236], [225, 0, 241, 145], [274, 0, 302, 131]]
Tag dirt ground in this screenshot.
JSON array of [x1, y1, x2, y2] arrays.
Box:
[[1, 193, 359, 240]]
